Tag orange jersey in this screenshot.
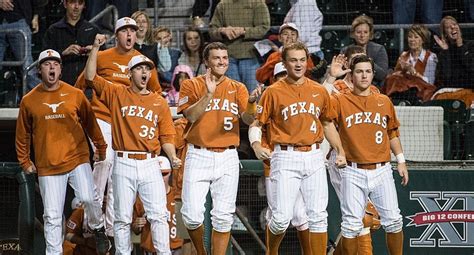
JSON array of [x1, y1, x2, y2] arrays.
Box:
[[173, 117, 188, 200], [256, 78, 334, 145], [66, 208, 96, 255], [16, 81, 106, 176], [177, 76, 249, 147], [331, 92, 400, 163], [333, 79, 380, 95], [92, 75, 175, 153], [133, 192, 183, 252], [256, 51, 315, 85], [75, 48, 161, 123]]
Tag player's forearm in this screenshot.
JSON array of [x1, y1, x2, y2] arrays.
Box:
[[84, 45, 100, 82], [183, 93, 213, 123], [323, 120, 345, 156], [162, 143, 177, 160], [390, 137, 404, 156]]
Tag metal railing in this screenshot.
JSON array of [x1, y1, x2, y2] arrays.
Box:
[[0, 29, 28, 68]]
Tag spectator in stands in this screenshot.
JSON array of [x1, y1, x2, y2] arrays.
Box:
[[166, 64, 194, 107], [209, 0, 270, 92], [191, 0, 220, 28], [432, 16, 474, 107], [392, 0, 443, 25], [131, 11, 171, 78], [343, 15, 388, 86], [154, 26, 182, 86], [178, 27, 206, 76], [0, 0, 43, 91], [43, 0, 100, 86], [256, 23, 318, 85], [283, 0, 324, 60], [383, 24, 437, 104]]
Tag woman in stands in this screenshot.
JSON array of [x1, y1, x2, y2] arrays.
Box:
[[178, 27, 206, 76], [344, 15, 388, 86], [382, 24, 437, 104]]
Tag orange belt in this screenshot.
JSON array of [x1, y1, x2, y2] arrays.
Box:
[[117, 152, 156, 160], [348, 161, 387, 170], [279, 144, 320, 152], [193, 145, 236, 153]]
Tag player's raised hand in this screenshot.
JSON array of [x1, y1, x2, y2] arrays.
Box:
[[93, 34, 107, 48], [434, 35, 449, 50], [249, 84, 264, 103], [24, 163, 37, 174], [397, 162, 409, 186], [205, 68, 217, 95], [329, 54, 351, 78]]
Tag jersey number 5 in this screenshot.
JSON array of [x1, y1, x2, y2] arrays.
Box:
[[224, 117, 233, 131]]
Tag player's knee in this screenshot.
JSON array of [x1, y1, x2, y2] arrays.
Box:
[[146, 210, 168, 224], [308, 215, 328, 233], [211, 213, 233, 232], [269, 217, 291, 235], [383, 217, 403, 233], [341, 222, 363, 238], [182, 215, 203, 230], [295, 222, 309, 232]]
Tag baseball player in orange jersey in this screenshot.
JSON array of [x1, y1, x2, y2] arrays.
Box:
[[323, 46, 381, 255], [132, 156, 184, 254], [75, 17, 162, 238], [330, 55, 408, 255], [85, 34, 181, 255], [15, 49, 110, 255], [178, 42, 255, 255], [65, 198, 99, 255], [261, 62, 312, 254], [249, 42, 347, 255]]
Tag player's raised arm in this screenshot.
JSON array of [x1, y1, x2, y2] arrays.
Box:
[[84, 34, 107, 88], [181, 68, 216, 123]]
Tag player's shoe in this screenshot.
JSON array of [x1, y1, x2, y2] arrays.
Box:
[[94, 227, 111, 255]]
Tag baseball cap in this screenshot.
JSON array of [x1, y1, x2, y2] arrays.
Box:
[[128, 55, 155, 71], [115, 17, 138, 33], [273, 62, 287, 77], [38, 49, 61, 65], [279, 22, 299, 34], [71, 197, 82, 210]]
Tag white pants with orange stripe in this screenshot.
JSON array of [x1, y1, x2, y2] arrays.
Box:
[[91, 119, 115, 236], [112, 152, 171, 255], [181, 144, 240, 232], [268, 144, 328, 235], [39, 163, 104, 255], [340, 163, 403, 238], [265, 177, 308, 231]]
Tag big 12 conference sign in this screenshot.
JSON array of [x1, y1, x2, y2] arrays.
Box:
[[406, 191, 474, 248]]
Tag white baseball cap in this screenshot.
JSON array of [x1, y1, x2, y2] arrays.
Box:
[[38, 49, 61, 65], [115, 17, 138, 33], [273, 62, 287, 77], [158, 156, 171, 172], [128, 55, 155, 70], [279, 22, 299, 34]]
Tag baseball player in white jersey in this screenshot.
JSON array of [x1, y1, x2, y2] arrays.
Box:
[[330, 55, 408, 255], [85, 34, 181, 254]]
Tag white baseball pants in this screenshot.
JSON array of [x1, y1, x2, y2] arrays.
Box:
[[265, 177, 308, 231], [327, 149, 343, 200], [112, 152, 170, 255], [340, 163, 403, 238], [39, 163, 103, 255], [92, 119, 115, 236], [268, 144, 328, 235], [181, 144, 240, 232]]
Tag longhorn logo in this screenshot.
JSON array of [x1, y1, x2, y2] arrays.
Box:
[[43, 101, 65, 113], [113, 62, 128, 73]]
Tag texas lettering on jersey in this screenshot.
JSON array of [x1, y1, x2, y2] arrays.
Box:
[[120, 105, 159, 128], [281, 101, 321, 121], [345, 111, 387, 129], [205, 98, 239, 115]]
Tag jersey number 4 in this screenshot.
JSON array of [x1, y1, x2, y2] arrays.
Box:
[[310, 121, 317, 133]]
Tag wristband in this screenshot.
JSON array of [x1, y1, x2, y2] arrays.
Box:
[[248, 126, 262, 145], [396, 153, 406, 164]]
